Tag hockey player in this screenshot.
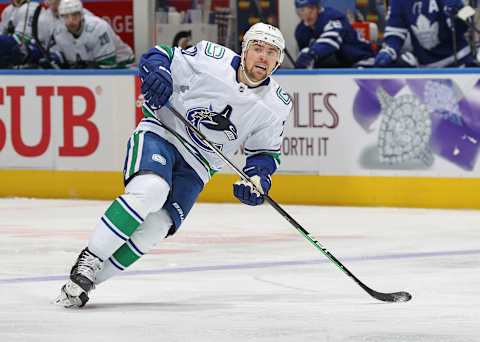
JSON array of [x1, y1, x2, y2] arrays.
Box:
[[36, 0, 61, 49], [0, 0, 39, 67], [55, 22, 292, 308], [47, 0, 134, 68], [36, 0, 91, 50], [375, 0, 475, 67], [294, 0, 375, 68]]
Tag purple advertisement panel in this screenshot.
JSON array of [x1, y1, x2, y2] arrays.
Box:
[[354, 78, 480, 171]]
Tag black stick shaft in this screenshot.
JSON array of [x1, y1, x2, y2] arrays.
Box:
[[451, 13, 459, 66], [31, 4, 60, 69], [164, 102, 411, 303]]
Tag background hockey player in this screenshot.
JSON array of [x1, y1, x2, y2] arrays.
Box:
[[36, 0, 91, 51], [0, 0, 39, 68], [375, 0, 476, 67], [36, 0, 62, 50], [55, 22, 293, 308], [294, 0, 375, 68], [47, 0, 134, 68]]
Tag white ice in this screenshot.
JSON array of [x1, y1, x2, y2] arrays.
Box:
[[0, 198, 479, 342]]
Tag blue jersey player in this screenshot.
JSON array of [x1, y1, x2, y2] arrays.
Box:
[[375, 0, 476, 67], [294, 0, 375, 68]]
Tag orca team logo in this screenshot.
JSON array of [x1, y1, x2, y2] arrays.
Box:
[[186, 105, 238, 152]]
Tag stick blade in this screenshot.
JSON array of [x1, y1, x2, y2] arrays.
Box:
[[371, 290, 412, 303]]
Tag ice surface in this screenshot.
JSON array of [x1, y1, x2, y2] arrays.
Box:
[[0, 198, 479, 342]]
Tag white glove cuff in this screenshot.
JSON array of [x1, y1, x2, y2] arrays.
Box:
[[234, 175, 263, 196], [381, 45, 398, 60]]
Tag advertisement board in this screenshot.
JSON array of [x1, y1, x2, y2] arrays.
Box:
[[0, 72, 135, 171], [83, 0, 134, 49], [0, 69, 479, 208], [273, 72, 480, 178]]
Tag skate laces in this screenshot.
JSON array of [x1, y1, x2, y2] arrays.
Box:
[[76, 250, 102, 282]]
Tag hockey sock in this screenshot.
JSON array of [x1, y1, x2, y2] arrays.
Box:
[[88, 174, 171, 261], [94, 209, 173, 284], [88, 194, 147, 261]]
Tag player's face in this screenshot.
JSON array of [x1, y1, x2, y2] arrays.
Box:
[[297, 5, 320, 27], [244, 41, 280, 82], [62, 12, 83, 34], [47, 0, 61, 16]]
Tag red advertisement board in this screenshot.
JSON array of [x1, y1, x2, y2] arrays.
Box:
[[83, 0, 134, 50], [0, 73, 136, 170]]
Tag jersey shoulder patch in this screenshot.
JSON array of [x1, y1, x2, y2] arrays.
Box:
[[204, 41, 226, 59], [324, 19, 343, 31], [85, 16, 108, 34], [276, 86, 292, 106], [84, 21, 97, 33]]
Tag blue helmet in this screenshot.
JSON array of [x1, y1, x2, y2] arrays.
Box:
[[294, 0, 321, 9]]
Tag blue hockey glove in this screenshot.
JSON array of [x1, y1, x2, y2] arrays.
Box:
[[295, 48, 314, 69], [374, 51, 393, 67], [444, 0, 464, 15], [139, 60, 173, 110], [374, 46, 398, 67], [233, 165, 272, 206], [0, 34, 24, 67], [37, 51, 64, 69]]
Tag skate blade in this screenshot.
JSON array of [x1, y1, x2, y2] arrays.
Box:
[[54, 292, 81, 308], [53, 285, 84, 308]]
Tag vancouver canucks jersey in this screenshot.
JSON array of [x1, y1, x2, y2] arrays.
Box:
[[50, 15, 133, 67], [37, 7, 59, 49], [0, 1, 38, 39], [295, 6, 374, 66], [138, 40, 293, 184], [38, 7, 93, 50], [384, 0, 472, 67]]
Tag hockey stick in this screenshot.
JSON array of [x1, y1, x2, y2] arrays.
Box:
[[16, 0, 31, 69], [165, 103, 412, 303], [450, 12, 459, 66], [451, 3, 479, 63], [31, 4, 60, 69]]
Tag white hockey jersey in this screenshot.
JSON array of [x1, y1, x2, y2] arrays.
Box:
[[0, 1, 38, 38], [50, 14, 133, 67], [138, 41, 293, 184], [37, 7, 95, 49]]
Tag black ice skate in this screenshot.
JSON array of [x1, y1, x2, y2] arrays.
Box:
[[55, 248, 103, 308]]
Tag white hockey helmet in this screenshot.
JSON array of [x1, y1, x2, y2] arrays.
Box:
[[58, 0, 83, 16], [242, 22, 285, 66]]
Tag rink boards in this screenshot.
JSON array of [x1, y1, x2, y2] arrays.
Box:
[[0, 69, 479, 209]]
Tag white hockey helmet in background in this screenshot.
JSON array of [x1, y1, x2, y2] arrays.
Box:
[[242, 22, 285, 66], [58, 0, 83, 16]]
